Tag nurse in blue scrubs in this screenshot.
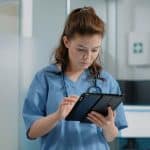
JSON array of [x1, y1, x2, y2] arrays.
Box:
[[23, 6, 128, 150]]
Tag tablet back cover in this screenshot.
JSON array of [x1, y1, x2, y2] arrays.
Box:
[[66, 93, 102, 122]]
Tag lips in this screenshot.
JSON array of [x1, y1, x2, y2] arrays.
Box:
[[80, 62, 90, 65]]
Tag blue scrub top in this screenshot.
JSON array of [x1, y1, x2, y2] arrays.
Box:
[[23, 64, 128, 150]]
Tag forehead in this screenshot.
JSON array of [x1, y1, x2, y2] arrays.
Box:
[[70, 33, 102, 45]]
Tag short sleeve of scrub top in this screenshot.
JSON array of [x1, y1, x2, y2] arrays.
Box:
[[22, 70, 48, 135], [99, 71, 128, 130], [22, 64, 128, 150]]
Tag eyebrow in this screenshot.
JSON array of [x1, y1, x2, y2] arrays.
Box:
[[77, 44, 101, 49]]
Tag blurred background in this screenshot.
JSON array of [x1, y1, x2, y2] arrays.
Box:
[[0, 0, 150, 149]]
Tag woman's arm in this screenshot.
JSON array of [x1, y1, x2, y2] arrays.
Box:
[[28, 111, 60, 139], [28, 96, 78, 139], [102, 119, 118, 142]]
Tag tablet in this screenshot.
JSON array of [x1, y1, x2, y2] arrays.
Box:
[[65, 93, 124, 123]]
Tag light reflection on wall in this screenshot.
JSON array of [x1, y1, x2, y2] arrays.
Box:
[[21, 0, 32, 37]]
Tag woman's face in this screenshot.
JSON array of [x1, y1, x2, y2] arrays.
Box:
[[63, 34, 102, 71]]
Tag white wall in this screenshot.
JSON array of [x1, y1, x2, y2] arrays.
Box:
[[0, 2, 19, 150], [117, 0, 150, 80]]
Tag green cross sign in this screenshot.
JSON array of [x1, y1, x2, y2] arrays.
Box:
[[133, 42, 143, 54]]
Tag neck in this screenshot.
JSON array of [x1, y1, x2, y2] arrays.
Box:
[[65, 65, 84, 82]]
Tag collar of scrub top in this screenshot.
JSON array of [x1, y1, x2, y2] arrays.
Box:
[[46, 65, 102, 97], [61, 69, 102, 97]]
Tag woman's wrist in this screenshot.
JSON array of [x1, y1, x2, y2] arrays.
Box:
[[102, 121, 115, 131], [102, 122, 118, 142], [54, 110, 62, 121]]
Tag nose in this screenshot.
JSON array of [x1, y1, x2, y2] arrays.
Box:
[[83, 50, 91, 60]]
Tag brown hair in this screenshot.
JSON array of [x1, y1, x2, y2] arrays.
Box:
[[53, 6, 105, 78]]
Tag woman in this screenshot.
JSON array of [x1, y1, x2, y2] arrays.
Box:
[[23, 6, 127, 150]]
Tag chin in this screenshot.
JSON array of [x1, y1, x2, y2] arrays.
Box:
[[77, 62, 91, 70], [80, 64, 90, 70]]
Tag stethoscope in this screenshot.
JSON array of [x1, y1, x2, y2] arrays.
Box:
[[61, 71, 102, 97]]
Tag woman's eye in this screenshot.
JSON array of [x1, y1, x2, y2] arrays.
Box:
[[76, 47, 99, 53], [92, 49, 98, 52], [77, 48, 86, 52]]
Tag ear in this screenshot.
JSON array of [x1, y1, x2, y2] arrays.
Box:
[[63, 36, 70, 48]]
